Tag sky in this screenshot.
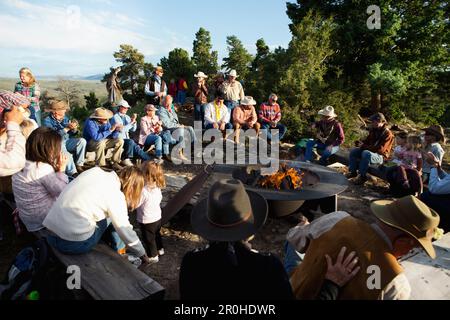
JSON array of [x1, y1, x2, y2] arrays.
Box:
[[0, 0, 293, 78]]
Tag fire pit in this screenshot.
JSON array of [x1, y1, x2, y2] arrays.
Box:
[[214, 161, 348, 218]]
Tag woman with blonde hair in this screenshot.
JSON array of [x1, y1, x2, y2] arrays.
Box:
[[43, 166, 153, 266], [14, 67, 41, 126]]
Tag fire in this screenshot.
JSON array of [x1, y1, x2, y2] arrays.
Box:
[[258, 164, 305, 190]]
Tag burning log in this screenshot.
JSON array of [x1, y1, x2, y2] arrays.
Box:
[[258, 164, 305, 190]]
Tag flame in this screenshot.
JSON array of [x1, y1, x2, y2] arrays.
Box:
[[258, 164, 305, 190]]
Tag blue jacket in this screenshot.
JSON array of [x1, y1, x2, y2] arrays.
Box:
[[110, 113, 137, 140], [157, 105, 179, 130], [43, 115, 78, 142], [83, 118, 119, 142]]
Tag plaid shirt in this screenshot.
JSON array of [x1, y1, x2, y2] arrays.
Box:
[[14, 82, 41, 112], [259, 102, 282, 123], [0, 90, 30, 111]]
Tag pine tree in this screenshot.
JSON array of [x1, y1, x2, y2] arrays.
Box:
[[160, 48, 195, 84], [192, 28, 219, 76], [112, 44, 145, 96], [222, 36, 253, 82]]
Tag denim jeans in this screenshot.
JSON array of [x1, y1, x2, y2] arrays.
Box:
[[30, 108, 41, 127], [144, 134, 163, 158], [123, 139, 151, 161], [283, 241, 304, 276], [304, 140, 340, 165], [349, 148, 384, 177], [224, 100, 239, 115], [177, 91, 187, 105], [204, 123, 233, 131], [61, 142, 77, 176], [46, 219, 125, 255], [66, 138, 87, 166], [194, 104, 208, 126], [260, 122, 287, 141], [162, 128, 180, 155]]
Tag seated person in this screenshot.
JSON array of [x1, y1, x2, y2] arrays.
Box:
[[43, 100, 87, 175], [287, 196, 440, 300], [204, 91, 232, 139], [232, 96, 261, 144], [304, 106, 344, 165], [420, 152, 450, 232], [347, 113, 394, 185], [111, 100, 151, 166], [12, 127, 69, 232], [138, 104, 163, 164], [422, 125, 445, 184], [258, 94, 287, 141], [83, 108, 124, 170], [157, 95, 197, 162], [43, 166, 153, 268]]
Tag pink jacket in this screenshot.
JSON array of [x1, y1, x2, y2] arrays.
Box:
[[139, 115, 162, 145]]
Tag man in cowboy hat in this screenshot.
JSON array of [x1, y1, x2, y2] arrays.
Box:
[[422, 124, 446, 183], [232, 96, 261, 144], [179, 179, 294, 300], [192, 71, 209, 126], [145, 66, 167, 106], [0, 90, 29, 177], [347, 112, 394, 185], [111, 99, 152, 167], [258, 94, 287, 141], [287, 195, 440, 300], [220, 69, 245, 114], [304, 106, 345, 165], [83, 107, 124, 170], [43, 100, 87, 175]]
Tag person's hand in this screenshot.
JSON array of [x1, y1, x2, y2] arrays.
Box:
[[57, 152, 69, 173], [271, 121, 277, 128], [4, 106, 24, 125], [326, 145, 333, 153], [249, 122, 255, 127], [354, 141, 362, 148], [425, 152, 440, 168], [219, 122, 226, 131], [325, 247, 360, 287], [115, 124, 123, 132], [213, 123, 219, 129]]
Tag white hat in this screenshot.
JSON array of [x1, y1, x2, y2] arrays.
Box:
[[228, 70, 238, 78], [318, 106, 337, 118], [241, 96, 257, 106], [117, 100, 131, 109], [194, 71, 208, 79]]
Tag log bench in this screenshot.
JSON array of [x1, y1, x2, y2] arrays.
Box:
[[34, 230, 165, 300]]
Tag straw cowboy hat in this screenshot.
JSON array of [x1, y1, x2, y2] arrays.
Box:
[[371, 195, 440, 259], [241, 96, 257, 106], [423, 125, 445, 143], [191, 179, 268, 242], [194, 72, 208, 79], [318, 106, 337, 118], [90, 107, 113, 120], [44, 100, 69, 113], [228, 70, 239, 78], [116, 100, 131, 109]]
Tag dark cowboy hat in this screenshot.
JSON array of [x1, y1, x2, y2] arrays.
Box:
[[371, 196, 440, 259], [423, 125, 445, 143], [191, 179, 268, 242]]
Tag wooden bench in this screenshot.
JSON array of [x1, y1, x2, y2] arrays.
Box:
[[35, 230, 165, 300]]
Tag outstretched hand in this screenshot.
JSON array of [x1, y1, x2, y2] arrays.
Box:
[[325, 247, 360, 287]]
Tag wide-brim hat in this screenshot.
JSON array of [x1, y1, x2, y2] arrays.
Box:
[[116, 100, 131, 109], [44, 100, 69, 113], [228, 70, 238, 78], [241, 96, 257, 106], [318, 106, 337, 118], [369, 112, 387, 123], [423, 125, 445, 143], [90, 107, 113, 120], [0, 90, 31, 111], [194, 72, 208, 79], [371, 196, 440, 259], [191, 179, 268, 242]]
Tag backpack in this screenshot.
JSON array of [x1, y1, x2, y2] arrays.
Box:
[[0, 239, 49, 300]]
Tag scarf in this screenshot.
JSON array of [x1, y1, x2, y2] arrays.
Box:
[[214, 100, 222, 122]]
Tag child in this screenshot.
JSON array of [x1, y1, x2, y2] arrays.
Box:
[[390, 131, 408, 166], [14, 68, 41, 126], [136, 161, 166, 264], [396, 135, 423, 191]]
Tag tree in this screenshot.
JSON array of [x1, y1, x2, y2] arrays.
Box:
[[192, 28, 219, 76], [112, 44, 145, 96], [160, 48, 195, 83], [222, 36, 253, 82], [84, 92, 100, 110], [55, 78, 81, 109]]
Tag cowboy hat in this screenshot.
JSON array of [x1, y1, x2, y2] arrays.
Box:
[[90, 107, 113, 120], [194, 71, 208, 79], [191, 179, 268, 242], [423, 125, 445, 143], [44, 100, 69, 113], [241, 96, 257, 106], [369, 112, 387, 123], [318, 106, 337, 118], [371, 196, 440, 259], [228, 70, 238, 78], [116, 100, 131, 109]]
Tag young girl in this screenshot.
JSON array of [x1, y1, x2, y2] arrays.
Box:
[[14, 68, 41, 126], [137, 161, 166, 264], [391, 131, 408, 165], [396, 135, 423, 191]]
